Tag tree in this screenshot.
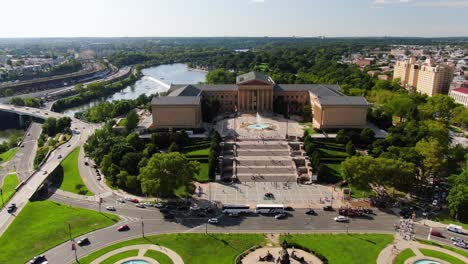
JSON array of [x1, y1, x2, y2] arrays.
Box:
[[345, 141, 356, 156], [448, 165, 468, 221], [56, 117, 72, 133], [302, 105, 311, 122], [138, 152, 200, 197], [451, 105, 468, 129], [360, 128, 375, 146], [42, 117, 57, 136], [206, 68, 236, 84], [383, 95, 416, 122], [336, 129, 348, 144], [125, 110, 139, 134], [120, 152, 144, 175], [168, 142, 179, 152], [418, 94, 456, 121], [415, 139, 447, 179], [201, 97, 221, 122]]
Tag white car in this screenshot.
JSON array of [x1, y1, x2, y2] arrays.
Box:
[[334, 216, 349, 222], [143, 202, 154, 207], [116, 198, 125, 203], [124, 197, 132, 201], [154, 203, 164, 208], [135, 203, 145, 208], [451, 237, 464, 243], [208, 218, 218, 224], [453, 241, 466, 249], [106, 206, 116, 211]]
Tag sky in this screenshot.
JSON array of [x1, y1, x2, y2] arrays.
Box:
[[1, 0, 467, 38]]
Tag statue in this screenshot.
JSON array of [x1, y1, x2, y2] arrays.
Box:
[[276, 241, 290, 264]]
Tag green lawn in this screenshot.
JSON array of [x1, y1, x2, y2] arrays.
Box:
[[59, 147, 92, 195], [417, 239, 468, 258], [434, 209, 468, 230], [77, 233, 265, 264], [0, 147, 17, 164], [0, 200, 119, 264], [145, 250, 174, 264], [280, 233, 393, 264], [316, 141, 349, 183], [194, 162, 209, 182], [344, 183, 374, 199], [101, 250, 138, 264], [420, 249, 465, 264], [185, 147, 210, 156], [393, 248, 416, 264], [0, 173, 19, 206]]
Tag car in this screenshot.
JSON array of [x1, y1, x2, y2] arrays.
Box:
[[143, 202, 154, 207], [42, 170, 48, 175], [7, 203, 17, 213], [77, 237, 90, 246], [20, 144, 24, 148], [105, 206, 116, 211], [135, 203, 145, 208], [453, 241, 466, 249], [131, 198, 140, 203], [97, 176, 101, 181], [208, 218, 218, 224], [27, 133, 31, 136], [284, 206, 294, 211], [334, 216, 349, 222], [323, 205, 333, 211], [29, 255, 47, 264], [84, 161, 89, 166], [57, 155, 62, 159], [117, 224, 130, 231], [117, 198, 125, 203], [275, 213, 287, 219], [44, 113, 48, 115], [154, 203, 164, 208], [67, 144, 71, 147], [451, 237, 464, 243], [432, 200, 438, 206], [430, 230, 444, 238], [305, 208, 316, 215]]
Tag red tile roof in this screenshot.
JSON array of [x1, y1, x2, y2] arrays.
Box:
[[453, 87, 468, 94]]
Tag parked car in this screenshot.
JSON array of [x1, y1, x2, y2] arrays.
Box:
[[334, 216, 349, 222], [208, 218, 218, 224], [106, 206, 116, 211], [143, 202, 154, 207], [323, 205, 333, 211], [453, 241, 466, 249], [131, 198, 140, 203], [275, 213, 287, 219], [29, 255, 47, 264], [135, 203, 145, 208], [77, 237, 90, 246], [305, 208, 316, 215], [154, 203, 164, 208], [117, 224, 130, 231], [430, 230, 444, 238], [116, 198, 125, 203]]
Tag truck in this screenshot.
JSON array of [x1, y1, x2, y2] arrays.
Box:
[[447, 224, 464, 234]]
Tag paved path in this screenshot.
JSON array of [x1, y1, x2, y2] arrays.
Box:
[[90, 244, 184, 264], [377, 234, 468, 264]]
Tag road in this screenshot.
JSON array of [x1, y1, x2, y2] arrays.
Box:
[[12, 122, 42, 181], [0, 104, 96, 236]]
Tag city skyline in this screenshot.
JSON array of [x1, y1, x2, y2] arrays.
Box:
[[1, 0, 468, 38]]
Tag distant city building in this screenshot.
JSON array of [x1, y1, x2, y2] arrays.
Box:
[[355, 58, 375, 68], [151, 72, 369, 130], [449, 84, 468, 107], [378, 74, 392, 81], [393, 57, 455, 96]]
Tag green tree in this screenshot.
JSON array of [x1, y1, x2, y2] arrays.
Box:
[[384, 95, 416, 122], [168, 142, 179, 153], [415, 139, 447, 179], [125, 110, 139, 133], [448, 165, 468, 221], [138, 152, 199, 197], [302, 105, 311, 122], [360, 128, 375, 146], [451, 105, 468, 129], [345, 141, 356, 155], [418, 94, 456, 121], [206, 68, 236, 84], [336, 129, 348, 144], [42, 117, 57, 136]]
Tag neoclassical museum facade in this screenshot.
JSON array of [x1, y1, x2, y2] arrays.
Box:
[[151, 71, 369, 129]]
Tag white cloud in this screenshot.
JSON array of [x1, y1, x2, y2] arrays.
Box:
[[373, 0, 468, 8]]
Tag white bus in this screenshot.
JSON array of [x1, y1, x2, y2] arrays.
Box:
[[222, 204, 251, 214], [255, 204, 285, 214]]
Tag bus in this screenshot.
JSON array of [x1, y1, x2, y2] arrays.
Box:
[[222, 204, 251, 214], [255, 204, 285, 214]]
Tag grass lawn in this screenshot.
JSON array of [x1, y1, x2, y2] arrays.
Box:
[[0, 173, 19, 206], [420, 248, 465, 264], [185, 147, 210, 156], [194, 162, 209, 182], [280, 233, 393, 264], [417, 239, 468, 258], [0, 200, 119, 264], [59, 147, 92, 195], [393, 248, 416, 264], [347, 183, 374, 199], [0, 147, 17, 164], [101, 250, 138, 264], [434, 209, 468, 230], [145, 250, 174, 264], [316, 140, 349, 183], [76, 233, 265, 264]]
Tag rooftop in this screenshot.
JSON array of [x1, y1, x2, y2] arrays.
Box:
[[452, 87, 468, 95], [236, 71, 275, 85], [151, 96, 200, 106], [317, 96, 369, 106]]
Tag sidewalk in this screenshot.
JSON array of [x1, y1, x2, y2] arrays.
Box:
[[90, 244, 184, 264]]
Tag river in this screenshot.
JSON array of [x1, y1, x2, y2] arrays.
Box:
[[62, 63, 207, 117]]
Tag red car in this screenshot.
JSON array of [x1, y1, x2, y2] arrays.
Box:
[[117, 224, 130, 232], [430, 230, 444, 238], [131, 198, 139, 203]]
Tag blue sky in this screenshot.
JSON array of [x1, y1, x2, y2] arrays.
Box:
[[1, 0, 467, 38]]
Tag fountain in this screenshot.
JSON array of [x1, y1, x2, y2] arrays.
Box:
[[247, 112, 270, 130]]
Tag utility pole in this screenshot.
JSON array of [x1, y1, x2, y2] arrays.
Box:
[[141, 216, 145, 238]]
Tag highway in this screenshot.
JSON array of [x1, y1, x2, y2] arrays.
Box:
[[0, 104, 97, 237]]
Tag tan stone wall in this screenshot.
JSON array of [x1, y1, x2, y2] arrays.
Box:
[[313, 104, 367, 129], [152, 104, 201, 128], [238, 84, 274, 112], [201, 91, 238, 112]]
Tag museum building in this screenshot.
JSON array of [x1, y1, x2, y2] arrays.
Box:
[[151, 72, 369, 129]]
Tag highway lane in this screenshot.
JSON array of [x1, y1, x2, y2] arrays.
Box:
[[13, 122, 42, 181]]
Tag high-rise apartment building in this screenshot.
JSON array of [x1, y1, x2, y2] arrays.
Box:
[[393, 57, 455, 96]]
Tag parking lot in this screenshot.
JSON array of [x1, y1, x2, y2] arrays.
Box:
[[197, 182, 345, 208]]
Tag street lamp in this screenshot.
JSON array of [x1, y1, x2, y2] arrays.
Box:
[[141, 216, 145, 238]]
